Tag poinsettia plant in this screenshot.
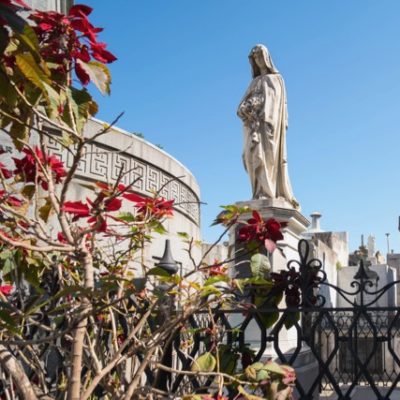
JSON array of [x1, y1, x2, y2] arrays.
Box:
[[0, 2, 299, 400]]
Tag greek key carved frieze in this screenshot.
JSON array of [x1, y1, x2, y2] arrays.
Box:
[[111, 153, 131, 185], [90, 149, 109, 178], [45, 137, 199, 224]]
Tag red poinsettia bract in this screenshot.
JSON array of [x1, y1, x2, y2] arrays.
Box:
[[208, 259, 227, 277], [0, 163, 12, 179], [0, 190, 23, 207], [0, 285, 13, 296], [62, 193, 123, 233], [62, 188, 174, 233], [123, 192, 174, 219], [28, 4, 116, 86], [13, 147, 66, 190], [238, 210, 285, 252]]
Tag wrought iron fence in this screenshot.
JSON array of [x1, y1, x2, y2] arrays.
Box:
[[153, 240, 400, 400]]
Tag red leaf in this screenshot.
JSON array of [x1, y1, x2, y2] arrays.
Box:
[[105, 197, 122, 212], [75, 60, 90, 86], [252, 210, 262, 223], [91, 43, 117, 63], [14, 0, 29, 7], [95, 181, 110, 190], [0, 163, 12, 179], [122, 192, 145, 203], [68, 4, 93, 17], [266, 218, 284, 242], [0, 285, 13, 296], [57, 232, 68, 243], [0, 190, 23, 207], [62, 201, 90, 217]]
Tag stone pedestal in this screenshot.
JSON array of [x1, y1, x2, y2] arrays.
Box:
[[230, 198, 309, 276], [229, 198, 310, 354]]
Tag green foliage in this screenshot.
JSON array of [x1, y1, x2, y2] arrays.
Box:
[[250, 253, 271, 279], [0, 4, 297, 399], [191, 352, 216, 372], [218, 344, 239, 375]]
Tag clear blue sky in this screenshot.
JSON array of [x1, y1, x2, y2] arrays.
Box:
[[84, 0, 400, 255]]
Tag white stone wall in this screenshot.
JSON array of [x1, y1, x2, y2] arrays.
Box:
[[24, 0, 72, 13], [305, 231, 349, 308], [337, 264, 397, 307]]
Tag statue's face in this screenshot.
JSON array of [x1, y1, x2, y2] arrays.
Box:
[[253, 51, 263, 67], [252, 50, 268, 73]]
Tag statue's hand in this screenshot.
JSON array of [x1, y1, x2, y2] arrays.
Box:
[[238, 102, 251, 119], [251, 131, 260, 144]]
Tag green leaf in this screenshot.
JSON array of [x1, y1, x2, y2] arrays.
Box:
[[0, 309, 19, 334], [0, 70, 18, 106], [43, 81, 60, 119], [18, 24, 40, 53], [264, 361, 285, 375], [177, 232, 189, 239], [39, 198, 53, 222], [191, 352, 216, 372], [2, 258, 14, 275], [256, 368, 270, 381], [199, 285, 221, 298], [15, 52, 50, 91], [147, 267, 171, 277], [77, 60, 111, 95], [22, 263, 42, 290], [9, 119, 30, 150], [233, 278, 245, 293], [0, 250, 14, 260], [116, 212, 136, 223], [218, 345, 238, 375], [0, 309, 14, 325], [77, 182, 96, 191], [21, 184, 36, 199], [246, 277, 274, 287], [68, 87, 98, 132], [152, 222, 167, 235], [251, 362, 264, 370], [237, 386, 264, 400], [250, 253, 271, 279], [204, 275, 229, 286], [258, 309, 279, 329], [245, 365, 257, 380]]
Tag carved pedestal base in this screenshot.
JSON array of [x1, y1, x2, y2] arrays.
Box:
[[228, 198, 310, 354]]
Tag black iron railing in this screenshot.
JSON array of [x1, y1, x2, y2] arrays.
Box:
[[154, 240, 400, 400]]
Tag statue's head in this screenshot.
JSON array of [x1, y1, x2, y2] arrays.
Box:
[[249, 44, 279, 78]]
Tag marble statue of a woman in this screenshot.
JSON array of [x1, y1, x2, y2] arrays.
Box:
[[237, 44, 296, 205]]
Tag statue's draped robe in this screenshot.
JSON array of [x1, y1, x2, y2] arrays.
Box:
[[239, 73, 294, 201]]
